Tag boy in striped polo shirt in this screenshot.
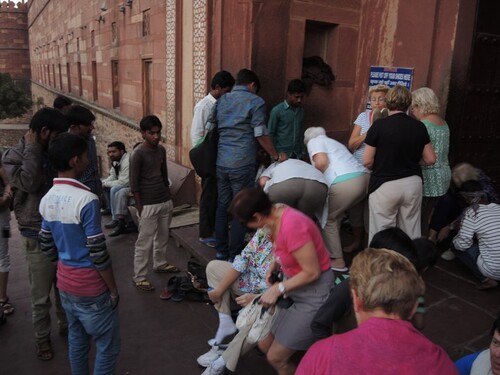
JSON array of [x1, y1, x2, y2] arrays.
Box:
[[39, 133, 120, 374]]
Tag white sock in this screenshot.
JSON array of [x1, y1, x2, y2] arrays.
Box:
[[212, 356, 225, 370], [215, 312, 237, 344]]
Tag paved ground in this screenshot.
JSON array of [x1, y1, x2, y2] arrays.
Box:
[[1, 213, 499, 374]]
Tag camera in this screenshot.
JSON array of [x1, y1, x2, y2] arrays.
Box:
[[269, 270, 283, 284]]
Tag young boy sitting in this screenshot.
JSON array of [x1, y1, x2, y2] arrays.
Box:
[[268, 79, 306, 159], [39, 133, 120, 374]]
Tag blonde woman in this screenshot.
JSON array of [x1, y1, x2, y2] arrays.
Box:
[[411, 87, 451, 236], [346, 84, 389, 252]]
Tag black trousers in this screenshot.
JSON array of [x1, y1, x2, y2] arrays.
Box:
[[199, 174, 217, 238]]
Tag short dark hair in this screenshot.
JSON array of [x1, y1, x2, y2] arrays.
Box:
[[229, 187, 272, 225], [65, 105, 96, 126], [139, 115, 162, 131], [211, 70, 235, 90], [49, 133, 88, 172], [369, 227, 418, 267], [29, 107, 69, 135], [53, 95, 72, 110], [107, 141, 126, 152], [287, 79, 306, 94], [235, 69, 261, 93], [412, 238, 439, 272]]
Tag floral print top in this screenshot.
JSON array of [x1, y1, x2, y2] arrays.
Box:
[[232, 228, 273, 294]]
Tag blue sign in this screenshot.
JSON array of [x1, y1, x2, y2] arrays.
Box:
[[367, 66, 414, 109]]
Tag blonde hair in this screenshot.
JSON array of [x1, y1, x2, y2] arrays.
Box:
[[452, 162, 479, 187], [303, 126, 326, 146], [350, 248, 425, 320], [411, 87, 440, 115], [385, 85, 412, 111], [368, 84, 390, 96]]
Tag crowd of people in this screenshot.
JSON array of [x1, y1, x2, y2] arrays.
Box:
[[0, 65, 499, 375]]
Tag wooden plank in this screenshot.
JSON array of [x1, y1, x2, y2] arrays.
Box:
[[171, 224, 216, 265]]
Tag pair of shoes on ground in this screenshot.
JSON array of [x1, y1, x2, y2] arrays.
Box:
[[0, 297, 15, 316], [36, 340, 54, 361], [160, 276, 210, 303]]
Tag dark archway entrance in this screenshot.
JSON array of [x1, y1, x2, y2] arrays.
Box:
[[447, 0, 500, 191]]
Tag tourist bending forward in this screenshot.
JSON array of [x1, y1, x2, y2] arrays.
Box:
[[229, 187, 333, 375]]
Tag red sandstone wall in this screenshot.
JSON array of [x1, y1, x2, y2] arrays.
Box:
[[0, 1, 30, 86], [28, 0, 166, 124]]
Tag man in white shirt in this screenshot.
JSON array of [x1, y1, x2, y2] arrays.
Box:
[[102, 141, 130, 234], [191, 71, 234, 247]]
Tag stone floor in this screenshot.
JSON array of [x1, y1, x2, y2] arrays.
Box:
[[1, 214, 499, 374]]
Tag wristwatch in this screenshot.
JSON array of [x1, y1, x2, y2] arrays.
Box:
[[278, 282, 286, 295]]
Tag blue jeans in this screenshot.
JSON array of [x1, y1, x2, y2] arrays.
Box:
[[452, 243, 484, 281], [60, 291, 120, 375], [215, 164, 255, 258], [103, 185, 126, 220]]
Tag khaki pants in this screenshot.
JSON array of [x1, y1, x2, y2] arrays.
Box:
[[323, 174, 369, 258], [368, 175, 422, 243], [23, 236, 67, 344], [133, 200, 173, 282], [206, 260, 243, 315]]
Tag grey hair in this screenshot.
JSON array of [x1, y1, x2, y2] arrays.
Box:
[[411, 87, 440, 115], [304, 127, 326, 145], [452, 162, 479, 187]]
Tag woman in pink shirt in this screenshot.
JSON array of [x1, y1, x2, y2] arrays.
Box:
[[229, 187, 333, 375]]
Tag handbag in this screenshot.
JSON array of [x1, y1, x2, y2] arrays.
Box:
[[189, 104, 219, 178], [236, 296, 280, 345]]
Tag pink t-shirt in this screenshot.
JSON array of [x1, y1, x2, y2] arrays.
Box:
[[296, 317, 458, 375], [274, 207, 331, 277]]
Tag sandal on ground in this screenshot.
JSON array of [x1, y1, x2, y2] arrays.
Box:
[[0, 298, 14, 316], [154, 263, 180, 273], [133, 280, 155, 292], [160, 277, 180, 300], [36, 340, 54, 361]]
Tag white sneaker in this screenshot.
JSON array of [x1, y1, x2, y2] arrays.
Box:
[[441, 249, 456, 261], [207, 338, 216, 347], [201, 361, 225, 375], [197, 346, 225, 368], [207, 338, 229, 349]]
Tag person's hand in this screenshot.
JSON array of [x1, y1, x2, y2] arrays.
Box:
[[208, 288, 223, 304], [279, 152, 288, 162], [436, 226, 450, 243], [259, 285, 280, 308], [24, 129, 37, 145], [235, 293, 258, 307], [110, 293, 120, 310], [135, 203, 143, 217]]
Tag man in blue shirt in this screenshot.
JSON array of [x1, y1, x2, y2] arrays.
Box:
[[207, 68, 285, 261]]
